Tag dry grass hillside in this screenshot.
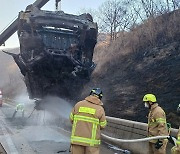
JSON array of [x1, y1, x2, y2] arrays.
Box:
[[81, 9, 180, 128], [0, 9, 179, 128]]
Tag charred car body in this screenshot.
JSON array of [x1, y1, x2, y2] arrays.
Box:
[[4, 5, 97, 99]]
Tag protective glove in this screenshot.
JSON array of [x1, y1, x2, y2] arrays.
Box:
[[167, 135, 176, 146], [155, 139, 163, 149]]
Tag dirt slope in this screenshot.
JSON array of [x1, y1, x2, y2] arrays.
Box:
[[81, 10, 180, 128]]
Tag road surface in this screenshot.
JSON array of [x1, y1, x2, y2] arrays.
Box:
[[0, 102, 125, 154]]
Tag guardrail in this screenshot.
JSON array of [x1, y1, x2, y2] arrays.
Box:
[[102, 116, 178, 154], [0, 143, 7, 154]]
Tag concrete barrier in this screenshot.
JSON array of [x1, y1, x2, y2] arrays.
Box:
[[102, 116, 178, 154]]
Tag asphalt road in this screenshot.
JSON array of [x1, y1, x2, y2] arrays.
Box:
[[0, 102, 124, 154]]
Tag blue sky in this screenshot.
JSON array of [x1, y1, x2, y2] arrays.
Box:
[[0, 0, 104, 49]]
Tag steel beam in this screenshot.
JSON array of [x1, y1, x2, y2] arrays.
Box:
[[0, 0, 50, 46]]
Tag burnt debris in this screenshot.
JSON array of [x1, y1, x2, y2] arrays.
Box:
[[7, 5, 98, 99]]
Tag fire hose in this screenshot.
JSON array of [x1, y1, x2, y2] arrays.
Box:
[[3, 98, 177, 146], [101, 134, 177, 145]]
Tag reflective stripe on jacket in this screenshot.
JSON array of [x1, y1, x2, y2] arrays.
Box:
[[148, 103, 168, 143], [16, 104, 24, 111], [70, 95, 107, 147], [171, 128, 180, 154]]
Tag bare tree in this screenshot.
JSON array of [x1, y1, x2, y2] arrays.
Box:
[[78, 0, 179, 43], [98, 0, 128, 41], [171, 0, 180, 10], [139, 0, 180, 16], [139, 0, 160, 18], [166, 0, 170, 11]]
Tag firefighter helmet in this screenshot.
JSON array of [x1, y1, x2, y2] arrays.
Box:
[[143, 94, 157, 102], [90, 88, 103, 100]]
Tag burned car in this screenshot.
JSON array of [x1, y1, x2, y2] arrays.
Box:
[[4, 5, 97, 99]]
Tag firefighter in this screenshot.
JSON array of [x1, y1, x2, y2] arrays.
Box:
[[69, 88, 107, 154], [171, 127, 180, 154], [143, 94, 169, 154], [12, 103, 25, 118], [171, 104, 180, 154]]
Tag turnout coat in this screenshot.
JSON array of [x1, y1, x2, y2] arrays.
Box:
[[70, 95, 107, 147]]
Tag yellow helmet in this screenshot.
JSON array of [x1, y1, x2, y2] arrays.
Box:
[[143, 94, 157, 102]]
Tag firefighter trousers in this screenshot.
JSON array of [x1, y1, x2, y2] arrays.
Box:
[[71, 144, 99, 154], [148, 140, 168, 154]]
